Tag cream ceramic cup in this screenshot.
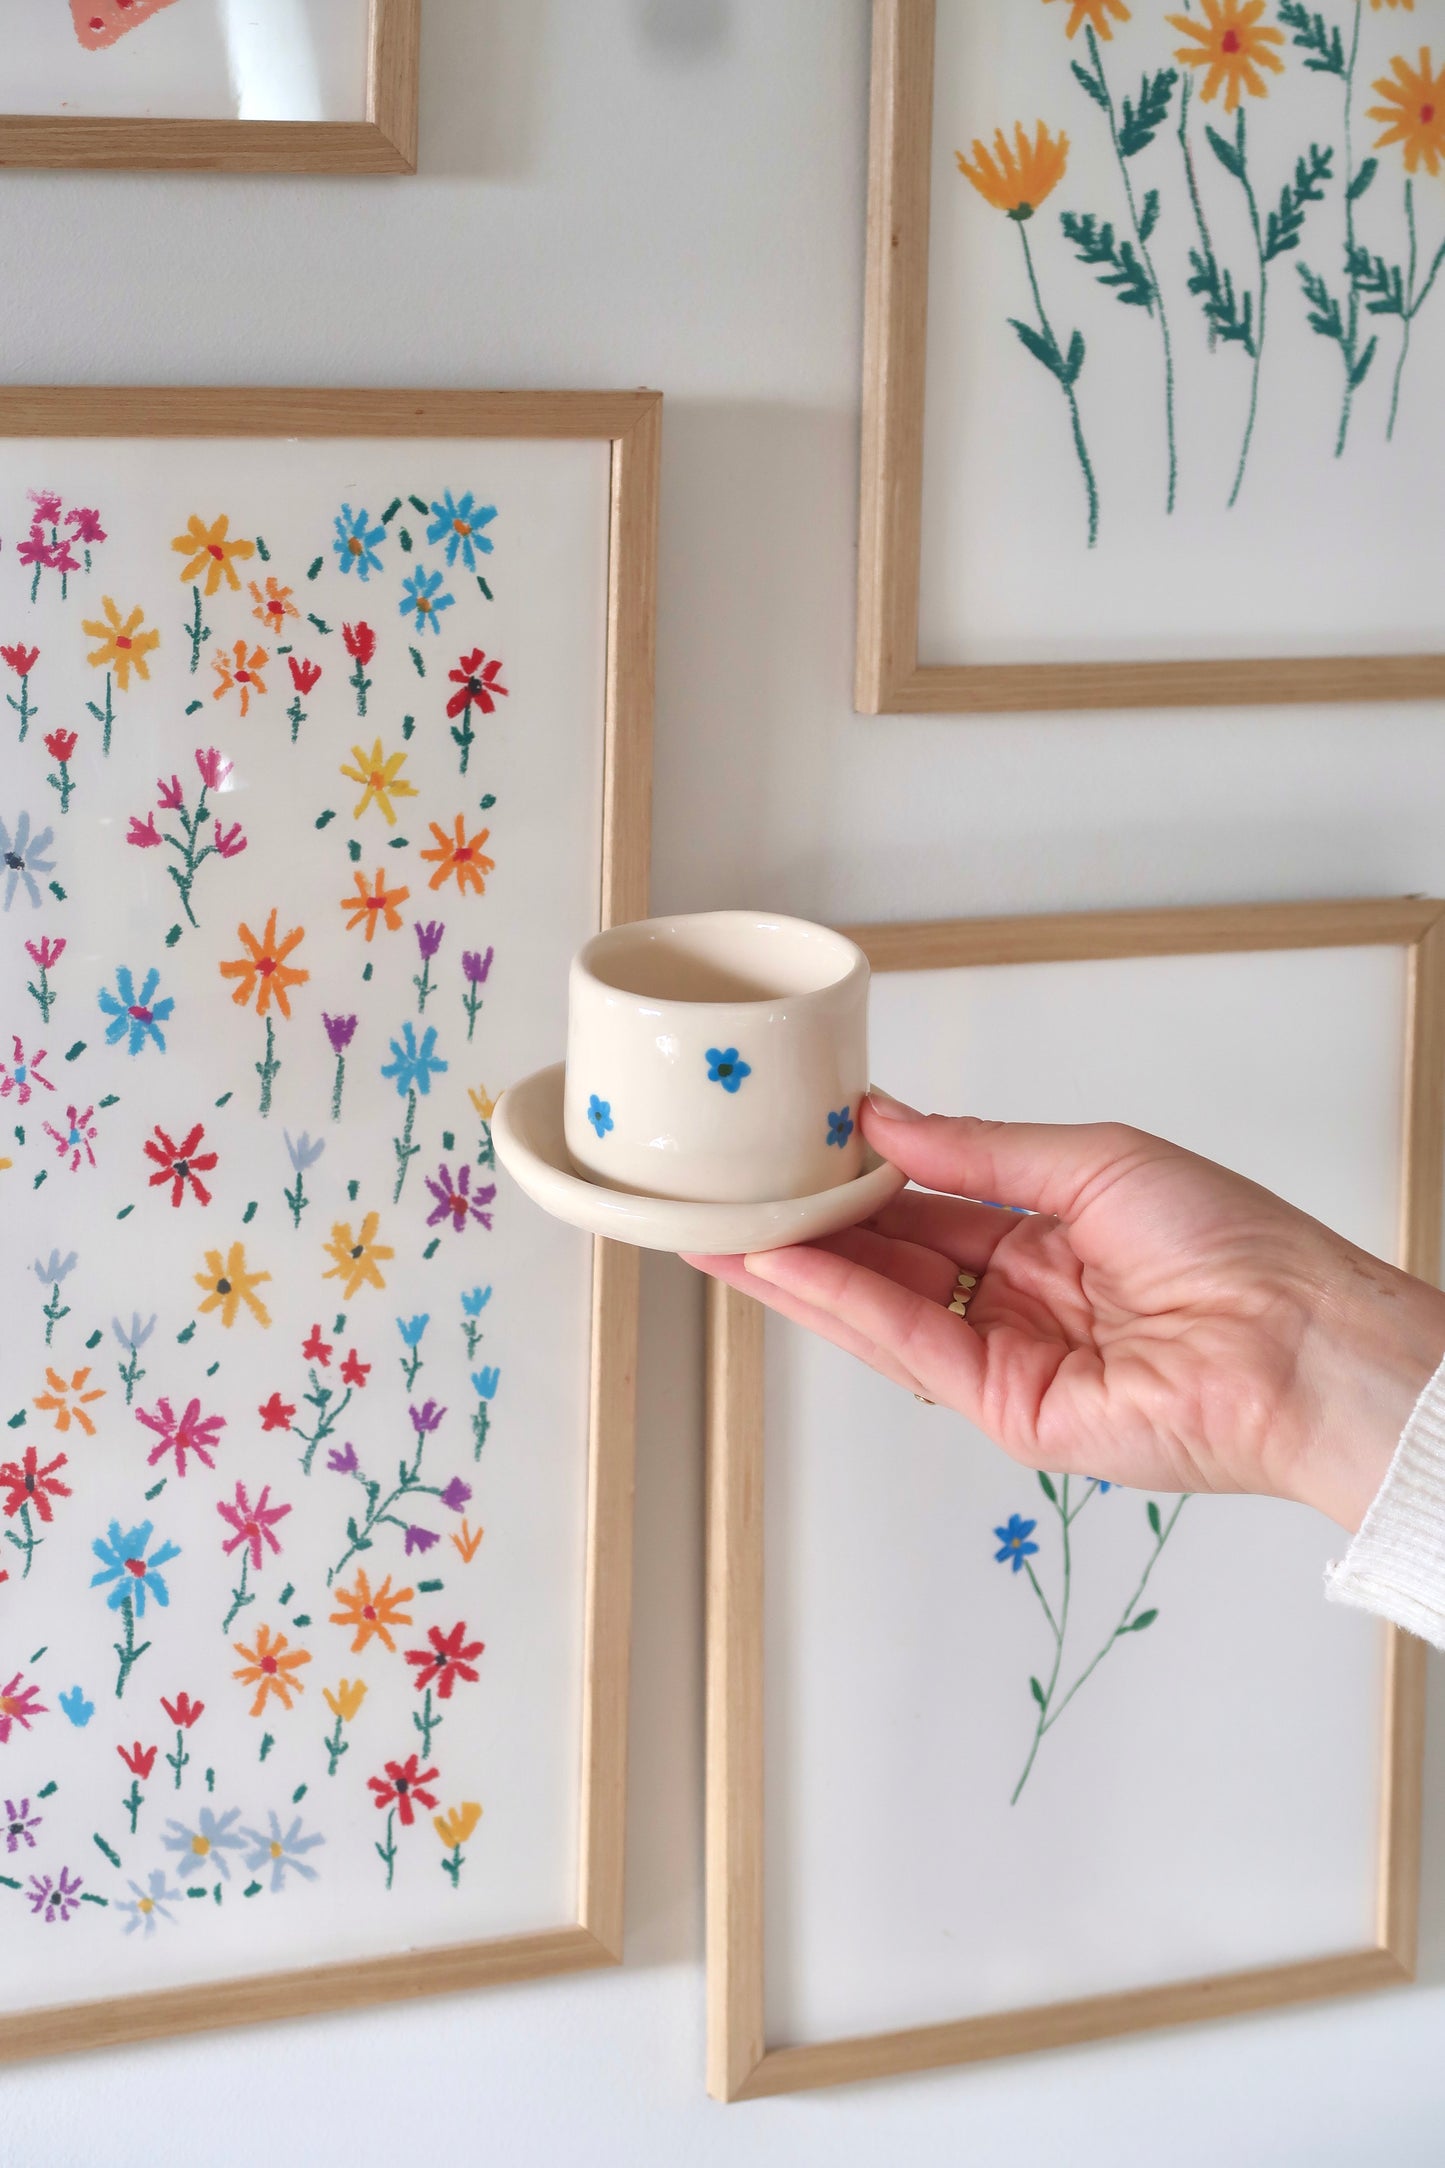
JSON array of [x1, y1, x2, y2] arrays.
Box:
[[563, 911, 869, 1204]]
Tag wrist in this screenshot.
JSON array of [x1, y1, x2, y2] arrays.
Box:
[[1291, 1256, 1445, 1532]]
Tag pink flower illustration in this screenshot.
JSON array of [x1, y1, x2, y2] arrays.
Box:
[[135, 1396, 226, 1477], [0, 1036, 54, 1105], [216, 1481, 291, 1570], [43, 1104, 97, 1172]]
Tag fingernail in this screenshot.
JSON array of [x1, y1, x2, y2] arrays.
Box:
[[866, 1087, 923, 1122]]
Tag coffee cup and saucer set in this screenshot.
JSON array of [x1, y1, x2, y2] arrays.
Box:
[[491, 910, 906, 1253]]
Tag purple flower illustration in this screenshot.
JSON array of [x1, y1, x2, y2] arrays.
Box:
[[415, 920, 445, 960], [327, 1442, 360, 1475], [28, 1865, 83, 1922], [4, 1798, 41, 1852], [462, 946, 493, 985], [323, 1012, 358, 1055], [409, 1400, 446, 1437], [424, 1161, 496, 1235], [404, 1525, 440, 1556], [439, 1476, 472, 1514]]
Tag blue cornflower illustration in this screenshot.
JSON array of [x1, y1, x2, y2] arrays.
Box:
[[460, 1286, 492, 1317], [398, 565, 456, 636], [90, 1519, 180, 1616], [381, 1020, 449, 1098], [826, 1106, 854, 1149], [427, 490, 497, 573], [241, 1810, 325, 1892], [1092, 1479, 1113, 1494], [33, 1249, 77, 1288], [161, 1806, 246, 1882], [397, 1314, 430, 1348], [57, 1686, 94, 1728], [112, 1312, 157, 1354], [332, 503, 386, 581], [472, 1366, 500, 1400], [0, 812, 56, 910], [283, 1129, 326, 1173], [705, 1047, 752, 1093], [98, 965, 174, 1055], [993, 1514, 1039, 1573], [116, 1867, 183, 1936], [587, 1094, 613, 1138]]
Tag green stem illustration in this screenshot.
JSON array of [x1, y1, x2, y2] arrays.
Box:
[[283, 1169, 310, 1229], [331, 1052, 347, 1122], [375, 1807, 398, 1890], [165, 1728, 190, 1789], [441, 1842, 465, 1889], [3, 1503, 40, 1580], [392, 1089, 419, 1202], [1017, 220, 1099, 548], [471, 1400, 491, 1461], [118, 1346, 146, 1407], [327, 1422, 448, 1585], [161, 779, 217, 930], [85, 670, 115, 758], [401, 1345, 424, 1392], [294, 1371, 354, 1477], [42, 1281, 69, 1347], [1336, 0, 1363, 456], [413, 956, 434, 1015], [257, 1015, 280, 1118], [1039, 1498, 1189, 1742], [413, 1687, 441, 1758], [222, 1550, 253, 1634], [7, 670, 35, 742], [122, 1779, 143, 1836], [112, 1593, 151, 1700], [185, 583, 211, 673], [324, 1714, 349, 1777], [1230, 111, 1267, 509], [1385, 182, 1445, 441]]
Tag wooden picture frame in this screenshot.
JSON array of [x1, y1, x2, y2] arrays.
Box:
[[706, 896, 1437, 2099], [855, 0, 1445, 715], [0, 0, 419, 174], [0, 384, 659, 2061]]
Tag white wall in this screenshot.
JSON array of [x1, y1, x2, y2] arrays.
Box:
[[7, 4, 1445, 2160]]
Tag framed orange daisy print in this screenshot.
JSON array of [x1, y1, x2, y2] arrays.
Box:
[[0, 385, 659, 2060], [0, 0, 418, 173], [857, 0, 1445, 712]]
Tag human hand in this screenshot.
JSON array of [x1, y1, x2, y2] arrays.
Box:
[[686, 1091, 1445, 1531]]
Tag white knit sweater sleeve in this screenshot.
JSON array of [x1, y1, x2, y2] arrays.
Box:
[[1325, 1349, 1445, 1647]]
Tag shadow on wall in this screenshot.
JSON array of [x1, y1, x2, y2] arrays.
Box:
[[636, 0, 734, 62], [420, 0, 553, 179]]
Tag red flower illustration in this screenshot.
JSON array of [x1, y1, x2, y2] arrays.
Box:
[[367, 1754, 439, 1827], [213, 819, 247, 859], [144, 1121, 218, 1208], [127, 813, 161, 848], [135, 1396, 225, 1477], [24, 937, 64, 972], [342, 621, 376, 666], [288, 656, 322, 694], [404, 1620, 484, 1701], [0, 1446, 71, 1524], [157, 773, 185, 810], [16, 529, 54, 573], [258, 1392, 295, 1432], [195, 747, 233, 791], [117, 1742, 158, 1779], [67, 506, 106, 545], [340, 1349, 370, 1389], [0, 1674, 45, 1743], [302, 1323, 332, 1366], [0, 643, 39, 676], [43, 729, 77, 765], [446, 649, 508, 719], [160, 1692, 205, 1728]]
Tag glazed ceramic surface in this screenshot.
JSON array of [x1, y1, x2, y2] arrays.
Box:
[[563, 911, 868, 1204], [497, 1064, 905, 1253]]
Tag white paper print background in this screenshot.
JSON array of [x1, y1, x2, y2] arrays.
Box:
[[1, 0, 372, 123], [919, 0, 1445, 665], [0, 435, 609, 2013]]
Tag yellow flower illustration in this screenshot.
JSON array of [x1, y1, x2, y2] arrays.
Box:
[[340, 739, 418, 827], [249, 576, 299, 638], [1043, 0, 1130, 39], [212, 638, 269, 718], [1372, 1, 1414, 11], [233, 1622, 310, 1716], [322, 1212, 394, 1300], [196, 1241, 272, 1329], [172, 513, 256, 595], [1167, 0, 1285, 111], [33, 1365, 104, 1436], [1368, 47, 1445, 174], [957, 122, 1070, 217], [322, 1678, 369, 1722], [81, 597, 160, 692], [434, 1802, 483, 1849], [467, 1084, 496, 1122], [329, 1569, 413, 1654]]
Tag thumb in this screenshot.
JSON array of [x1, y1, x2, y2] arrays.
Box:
[[862, 1090, 1146, 1222]]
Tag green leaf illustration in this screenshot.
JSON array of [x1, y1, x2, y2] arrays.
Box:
[[1030, 1675, 1047, 1709], [1147, 1500, 1162, 1537], [1348, 244, 1406, 317], [1037, 1471, 1058, 1505], [1188, 247, 1256, 353], [1347, 157, 1378, 204], [1118, 68, 1177, 159], [1278, 1, 1346, 77], [1206, 122, 1245, 181], [1070, 58, 1109, 112], [1125, 1608, 1159, 1633], [1298, 260, 1346, 345], [1008, 315, 1070, 383], [1060, 210, 1154, 310], [1264, 143, 1333, 264], [1348, 337, 1378, 389], [1138, 188, 1160, 245]]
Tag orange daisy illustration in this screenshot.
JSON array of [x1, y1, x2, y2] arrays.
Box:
[[218, 909, 309, 1019], [172, 513, 256, 595], [1168, 0, 1285, 111], [957, 122, 1070, 217], [1368, 46, 1445, 175], [33, 1366, 104, 1435], [1043, 0, 1130, 40], [212, 638, 270, 718], [330, 1568, 415, 1654], [248, 576, 299, 638], [420, 816, 495, 897], [341, 867, 411, 941], [81, 596, 160, 692], [233, 1622, 311, 1716]]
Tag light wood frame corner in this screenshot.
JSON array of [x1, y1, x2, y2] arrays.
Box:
[[854, 0, 1445, 716], [707, 896, 1438, 2100], [0, 0, 421, 175], [0, 382, 660, 2062]]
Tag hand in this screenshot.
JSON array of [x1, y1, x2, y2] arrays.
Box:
[[686, 1091, 1445, 1531]]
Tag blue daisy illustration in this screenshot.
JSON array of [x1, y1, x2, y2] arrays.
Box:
[[826, 1105, 854, 1148], [332, 504, 387, 581], [98, 965, 174, 1055], [705, 1047, 751, 1093], [587, 1094, 614, 1138], [427, 490, 497, 573], [992, 1514, 1039, 1574], [399, 566, 456, 636]]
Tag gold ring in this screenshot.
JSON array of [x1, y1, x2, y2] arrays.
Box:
[[947, 1269, 978, 1318], [913, 1392, 935, 1405]]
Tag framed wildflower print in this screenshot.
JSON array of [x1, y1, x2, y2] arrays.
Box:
[[706, 896, 1437, 2099], [0, 0, 418, 173], [0, 384, 659, 2059], [856, 0, 1445, 713]]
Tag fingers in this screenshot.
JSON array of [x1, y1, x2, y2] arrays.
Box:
[[861, 1094, 1154, 1222], [742, 1240, 985, 1411], [862, 1187, 1026, 1271], [814, 1223, 960, 1306], [682, 1251, 934, 1395]]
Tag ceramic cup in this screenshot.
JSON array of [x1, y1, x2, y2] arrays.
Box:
[[563, 911, 869, 1204]]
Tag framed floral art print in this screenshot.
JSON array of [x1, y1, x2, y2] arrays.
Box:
[[708, 897, 1435, 2098], [856, 0, 1445, 712], [0, 0, 419, 173], [0, 384, 659, 2059]]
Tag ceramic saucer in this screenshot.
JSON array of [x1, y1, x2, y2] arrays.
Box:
[[492, 1063, 906, 1254]]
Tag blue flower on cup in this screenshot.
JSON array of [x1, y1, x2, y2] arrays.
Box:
[[706, 1048, 751, 1093], [826, 1105, 854, 1149], [993, 1514, 1039, 1574], [587, 1095, 614, 1138]]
